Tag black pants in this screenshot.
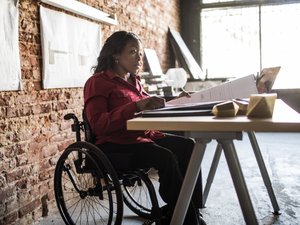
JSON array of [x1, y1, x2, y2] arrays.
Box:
[[98, 133, 202, 225]]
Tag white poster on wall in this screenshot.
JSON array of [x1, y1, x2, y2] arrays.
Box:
[[40, 6, 101, 89], [0, 0, 21, 91]]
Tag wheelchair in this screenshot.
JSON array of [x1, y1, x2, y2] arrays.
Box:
[[54, 112, 165, 225]]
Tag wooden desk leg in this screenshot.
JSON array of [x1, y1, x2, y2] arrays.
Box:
[[202, 143, 222, 207], [219, 139, 258, 225], [170, 138, 210, 225], [247, 131, 280, 214]]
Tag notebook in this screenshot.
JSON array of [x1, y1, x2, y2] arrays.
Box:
[[141, 109, 212, 117], [141, 100, 219, 117]]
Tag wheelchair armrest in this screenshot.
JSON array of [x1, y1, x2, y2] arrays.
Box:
[[64, 113, 76, 121]]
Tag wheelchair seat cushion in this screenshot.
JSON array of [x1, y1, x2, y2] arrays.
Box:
[[105, 152, 136, 171]]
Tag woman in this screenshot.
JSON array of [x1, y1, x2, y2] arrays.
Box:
[[84, 31, 205, 225]]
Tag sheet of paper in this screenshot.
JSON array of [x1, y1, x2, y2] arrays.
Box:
[[168, 74, 258, 105], [0, 0, 21, 91], [40, 6, 101, 89]]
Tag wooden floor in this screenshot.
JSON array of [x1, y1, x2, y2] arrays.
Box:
[[34, 132, 300, 225]]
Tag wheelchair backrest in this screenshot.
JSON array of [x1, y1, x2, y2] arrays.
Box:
[[82, 109, 96, 144]]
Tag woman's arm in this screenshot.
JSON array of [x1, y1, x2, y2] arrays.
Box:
[[85, 95, 137, 136]]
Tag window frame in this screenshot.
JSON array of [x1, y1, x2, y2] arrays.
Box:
[[195, 0, 300, 82]]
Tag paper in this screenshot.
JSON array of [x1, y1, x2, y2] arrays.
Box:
[[0, 0, 21, 91], [142, 109, 212, 117], [141, 100, 220, 117], [162, 100, 221, 111], [168, 74, 258, 105], [40, 6, 101, 89]]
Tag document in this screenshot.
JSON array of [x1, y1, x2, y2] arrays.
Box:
[[141, 100, 220, 117], [167, 74, 258, 105], [142, 109, 212, 117], [161, 100, 221, 111]]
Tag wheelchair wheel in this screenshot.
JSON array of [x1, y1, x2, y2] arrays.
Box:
[[122, 168, 165, 220], [54, 142, 123, 225]]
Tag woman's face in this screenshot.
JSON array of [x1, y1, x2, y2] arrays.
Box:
[[114, 39, 143, 75]]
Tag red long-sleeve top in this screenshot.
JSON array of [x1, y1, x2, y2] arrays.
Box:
[[83, 70, 165, 145]]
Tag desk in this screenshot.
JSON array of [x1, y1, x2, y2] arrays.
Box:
[[127, 100, 300, 225]]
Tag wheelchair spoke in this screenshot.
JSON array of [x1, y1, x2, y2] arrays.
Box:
[[54, 146, 123, 225], [122, 169, 164, 220]]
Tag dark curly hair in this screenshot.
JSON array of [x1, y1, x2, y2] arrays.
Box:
[[92, 31, 141, 73]]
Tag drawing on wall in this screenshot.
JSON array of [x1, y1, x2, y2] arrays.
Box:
[[40, 6, 101, 89], [0, 0, 21, 91]]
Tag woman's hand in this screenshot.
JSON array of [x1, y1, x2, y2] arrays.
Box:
[[136, 96, 166, 112], [178, 89, 191, 98]]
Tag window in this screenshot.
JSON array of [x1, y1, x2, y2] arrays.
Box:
[[200, 1, 300, 88]]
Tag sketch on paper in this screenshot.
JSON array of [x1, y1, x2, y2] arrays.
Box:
[[0, 0, 21, 91], [40, 6, 101, 89]]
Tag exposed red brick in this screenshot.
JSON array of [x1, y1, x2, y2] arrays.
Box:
[[38, 170, 51, 181], [41, 143, 57, 159], [0, 186, 15, 202], [0, 98, 6, 106], [58, 101, 68, 111], [15, 178, 28, 189], [6, 168, 24, 183], [6, 107, 19, 118], [19, 198, 40, 217], [0, 210, 18, 225], [2, 0, 180, 224]]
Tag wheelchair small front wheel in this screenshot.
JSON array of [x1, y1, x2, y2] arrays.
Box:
[[122, 168, 165, 220]]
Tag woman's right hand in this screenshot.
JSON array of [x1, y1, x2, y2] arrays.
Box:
[[136, 96, 166, 112]]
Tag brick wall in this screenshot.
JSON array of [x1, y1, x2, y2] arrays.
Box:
[[0, 0, 180, 224]]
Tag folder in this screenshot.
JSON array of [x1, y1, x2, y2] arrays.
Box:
[[141, 101, 219, 117], [141, 109, 212, 117]]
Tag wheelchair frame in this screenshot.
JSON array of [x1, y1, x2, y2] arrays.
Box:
[[53, 112, 163, 225]]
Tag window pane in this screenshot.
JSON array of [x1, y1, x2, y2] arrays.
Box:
[[201, 7, 260, 78], [261, 3, 300, 88]]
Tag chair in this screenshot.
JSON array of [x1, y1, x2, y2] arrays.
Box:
[[53, 112, 164, 225]]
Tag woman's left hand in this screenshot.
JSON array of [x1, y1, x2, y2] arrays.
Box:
[[178, 89, 191, 98]]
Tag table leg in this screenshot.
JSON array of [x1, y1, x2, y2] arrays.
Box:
[[170, 138, 210, 225], [202, 143, 222, 207], [247, 131, 280, 214], [219, 139, 258, 225]]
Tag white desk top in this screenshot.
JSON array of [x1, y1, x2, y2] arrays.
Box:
[[127, 99, 300, 132]]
